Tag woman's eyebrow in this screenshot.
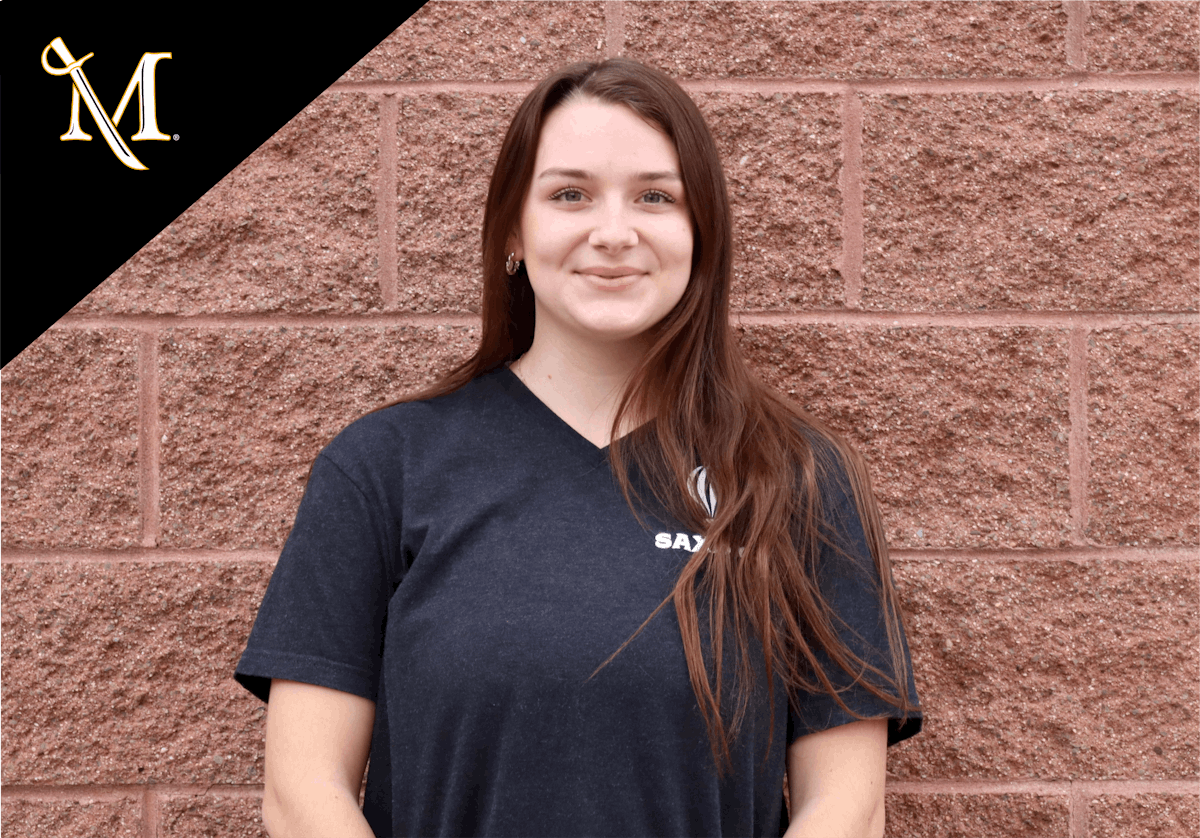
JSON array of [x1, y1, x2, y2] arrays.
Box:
[[536, 167, 682, 182], [636, 170, 682, 182]]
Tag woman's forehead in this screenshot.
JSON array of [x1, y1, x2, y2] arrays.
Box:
[[533, 98, 679, 176]]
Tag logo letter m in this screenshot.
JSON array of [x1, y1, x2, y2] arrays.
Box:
[[42, 37, 172, 170]]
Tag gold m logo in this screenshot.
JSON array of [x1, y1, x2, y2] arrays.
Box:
[[41, 37, 172, 171]]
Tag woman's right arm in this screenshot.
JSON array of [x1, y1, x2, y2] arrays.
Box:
[[262, 679, 377, 838]]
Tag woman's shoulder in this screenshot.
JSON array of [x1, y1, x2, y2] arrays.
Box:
[[318, 369, 508, 470], [787, 415, 855, 487], [783, 414, 881, 538]]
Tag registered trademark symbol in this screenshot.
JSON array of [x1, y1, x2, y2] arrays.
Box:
[[173, 134, 179, 141]]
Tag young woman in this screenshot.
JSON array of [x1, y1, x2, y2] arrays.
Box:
[[236, 57, 921, 838]]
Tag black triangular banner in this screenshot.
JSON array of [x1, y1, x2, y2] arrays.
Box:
[[1, 1, 425, 367]]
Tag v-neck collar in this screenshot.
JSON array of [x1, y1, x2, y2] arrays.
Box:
[[495, 366, 651, 463]]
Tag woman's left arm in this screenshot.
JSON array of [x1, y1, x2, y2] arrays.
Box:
[[784, 718, 889, 838]]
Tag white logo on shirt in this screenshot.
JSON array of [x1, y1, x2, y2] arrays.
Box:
[[689, 466, 717, 518], [655, 532, 705, 552], [654, 466, 715, 552]]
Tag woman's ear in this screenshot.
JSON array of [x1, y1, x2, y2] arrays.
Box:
[[505, 228, 523, 262]]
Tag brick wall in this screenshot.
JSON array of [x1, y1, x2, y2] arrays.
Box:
[[3, 2, 1197, 836]]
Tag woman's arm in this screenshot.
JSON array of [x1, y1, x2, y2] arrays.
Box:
[[784, 718, 889, 838], [262, 679, 377, 838]]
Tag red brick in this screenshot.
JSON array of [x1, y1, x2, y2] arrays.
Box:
[[1, 561, 270, 785], [1087, 1, 1200, 72], [0, 796, 141, 838], [0, 328, 140, 548], [884, 793, 1069, 838], [626, 1, 1069, 79], [395, 93, 524, 313], [890, 560, 1198, 779], [861, 91, 1200, 311], [340, 1, 608, 82], [1087, 327, 1200, 545], [73, 93, 383, 316], [160, 794, 265, 838], [158, 326, 477, 549], [738, 325, 1072, 549], [696, 93, 843, 309], [1089, 793, 1200, 838]]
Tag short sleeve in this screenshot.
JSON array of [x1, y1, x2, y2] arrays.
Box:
[[787, 452, 922, 747], [235, 449, 396, 704]]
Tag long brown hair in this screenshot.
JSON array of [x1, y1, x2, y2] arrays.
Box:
[[407, 57, 918, 772]]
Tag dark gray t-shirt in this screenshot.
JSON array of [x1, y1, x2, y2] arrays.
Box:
[[235, 367, 921, 837]]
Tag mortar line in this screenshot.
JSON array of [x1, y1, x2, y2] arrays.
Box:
[[0, 786, 142, 800], [330, 73, 1200, 96], [1072, 779, 1200, 794], [66, 319, 163, 333], [1066, 1, 1088, 69], [37, 777, 1200, 797], [0, 549, 282, 563], [336, 80, 536, 95], [1, 784, 266, 797], [142, 785, 157, 838], [685, 72, 1200, 95], [885, 779, 1200, 794], [886, 779, 1073, 794], [841, 92, 864, 309], [137, 332, 161, 549], [4, 778, 1192, 798], [1069, 329, 1091, 546], [1069, 782, 1087, 838], [57, 313, 483, 329], [889, 547, 1198, 563], [379, 93, 400, 309], [54, 311, 1200, 330], [604, 1, 625, 58], [733, 311, 1198, 328]]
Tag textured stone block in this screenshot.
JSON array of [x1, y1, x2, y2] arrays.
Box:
[[0, 797, 142, 838], [158, 325, 478, 549], [1087, 1, 1200, 72], [73, 93, 382, 316], [739, 325, 1072, 549], [884, 793, 1069, 838], [395, 93, 524, 313], [1, 561, 270, 785], [696, 93, 843, 309], [861, 91, 1199, 311], [342, 1, 608, 82], [1087, 326, 1200, 545], [626, 1, 1069, 79], [160, 794, 265, 838], [1089, 793, 1200, 838], [890, 560, 1198, 779], [0, 328, 140, 548]]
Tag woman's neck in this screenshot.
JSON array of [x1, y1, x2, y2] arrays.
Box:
[[511, 335, 650, 448]]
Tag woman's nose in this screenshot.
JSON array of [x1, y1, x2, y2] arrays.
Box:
[[588, 203, 639, 250]]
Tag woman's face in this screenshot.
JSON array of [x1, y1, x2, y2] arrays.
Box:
[[509, 96, 693, 352]]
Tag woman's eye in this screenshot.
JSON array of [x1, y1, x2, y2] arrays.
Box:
[[550, 188, 584, 203], [642, 190, 675, 205]]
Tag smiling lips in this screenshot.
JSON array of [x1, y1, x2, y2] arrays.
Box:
[[577, 267, 646, 287]]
